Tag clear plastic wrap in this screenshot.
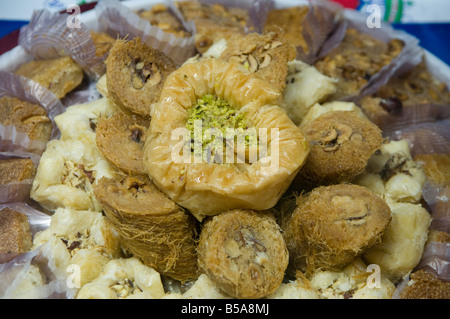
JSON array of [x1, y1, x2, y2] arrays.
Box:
[[333, 9, 423, 102], [95, 0, 197, 66], [0, 71, 65, 154], [18, 9, 105, 79], [297, 0, 347, 64]]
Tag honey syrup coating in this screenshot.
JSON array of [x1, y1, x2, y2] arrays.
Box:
[[283, 184, 391, 276], [296, 110, 383, 187], [106, 38, 176, 118], [96, 111, 149, 176], [197, 209, 289, 299]]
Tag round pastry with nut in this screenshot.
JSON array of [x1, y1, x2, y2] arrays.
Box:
[[283, 184, 391, 276], [105, 38, 176, 118], [296, 110, 383, 188], [197, 209, 289, 299]]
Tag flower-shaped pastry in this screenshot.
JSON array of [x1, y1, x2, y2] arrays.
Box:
[[143, 58, 309, 220]]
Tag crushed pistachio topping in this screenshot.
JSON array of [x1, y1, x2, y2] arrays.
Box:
[[185, 94, 258, 163]]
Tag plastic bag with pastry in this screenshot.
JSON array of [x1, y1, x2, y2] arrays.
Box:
[[263, 0, 346, 65], [95, 0, 196, 66], [54, 97, 118, 146], [0, 71, 65, 154], [18, 9, 105, 79], [174, 0, 251, 54], [0, 154, 36, 204], [144, 58, 309, 219], [30, 138, 116, 212], [76, 257, 165, 299]]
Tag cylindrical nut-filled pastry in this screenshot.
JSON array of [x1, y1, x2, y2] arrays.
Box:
[[93, 174, 199, 282], [105, 38, 176, 118], [296, 110, 383, 188], [143, 58, 309, 220], [197, 209, 289, 299], [283, 184, 391, 276], [96, 111, 149, 176]]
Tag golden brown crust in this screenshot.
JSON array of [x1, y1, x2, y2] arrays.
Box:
[[14, 56, 84, 99], [197, 209, 288, 299], [0, 158, 36, 185], [297, 111, 383, 186], [314, 28, 404, 100], [93, 174, 199, 282], [219, 32, 297, 92], [283, 184, 391, 276], [176, 1, 249, 53], [106, 38, 176, 118], [96, 112, 149, 175], [400, 269, 450, 299], [0, 96, 52, 144], [0, 207, 32, 255]]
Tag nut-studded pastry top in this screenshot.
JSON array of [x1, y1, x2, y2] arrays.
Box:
[[314, 28, 404, 100], [106, 38, 176, 118], [296, 110, 383, 187], [176, 1, 249, 53], [137, 3, 191, 38], [96, 112, 149, 176], [219, 32, 297, 92]]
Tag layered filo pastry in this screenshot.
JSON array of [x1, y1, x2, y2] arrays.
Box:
[[143, 58, 309, 221]]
